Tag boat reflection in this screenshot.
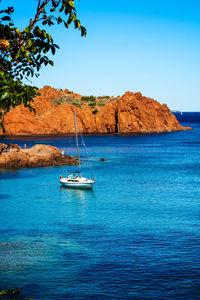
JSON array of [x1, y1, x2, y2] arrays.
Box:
[[60, 185, 95, 201]]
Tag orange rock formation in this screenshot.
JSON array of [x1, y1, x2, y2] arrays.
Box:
[[0, 144, 77, 168], [0, 87, 191, 136]]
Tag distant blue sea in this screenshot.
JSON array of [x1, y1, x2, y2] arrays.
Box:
[[0, 112, 200, 299]]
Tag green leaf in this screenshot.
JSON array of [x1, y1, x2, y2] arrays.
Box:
[[42, 20, 48, 25], [59, 5, 64, 13], [1, 16, 11, 21], [26, 39, 33, 48], [47, 34, 52, 42], [37, 54, 41, 60], [51, 46, 56, 55], [24, 26, 31, 34], [57, 16, 62, 24], [42, 30, 47, 39], [1, 92, 9, 100], [81, 26, 87, 37], [15, 48, 22, 59], [25, 51, 30, 60], [64, 21, 69, 28], [15, 28, 21, 37], [75, 20, 80, 29], [68, 1, 75, 8]]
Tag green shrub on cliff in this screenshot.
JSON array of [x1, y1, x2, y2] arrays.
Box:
[[98, 100, 106, 106], [72, 101, 81, 107], [51, 96, 81, 106], [89, 102, 97, 109], [92, 107, 98, 114], [51, 97, 65, 105], [52, 93, 122, 111], [81, 96, 96, 103], [98, 96, 110, 99]]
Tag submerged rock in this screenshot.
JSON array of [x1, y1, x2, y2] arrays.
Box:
[[0, 144, 77, 169]]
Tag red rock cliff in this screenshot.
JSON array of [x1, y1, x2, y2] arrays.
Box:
[[0, 87, 191, 135]]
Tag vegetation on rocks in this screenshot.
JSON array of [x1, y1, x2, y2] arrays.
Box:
[[0, 288, 34, 299], [1, 87, 192, 136], [81, 95, 96, 102], [51, 95, 81, 106], [92, 107, 98, 114], [51, 93, 120, 111]]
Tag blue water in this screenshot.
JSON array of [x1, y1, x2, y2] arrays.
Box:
[[0, 113, 200, 299]]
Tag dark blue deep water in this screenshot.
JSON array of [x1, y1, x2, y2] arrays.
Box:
[[0, 113, 200, 299]]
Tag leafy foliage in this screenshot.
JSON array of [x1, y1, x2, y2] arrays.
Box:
[[81, 95, 96, 102], [72, 101, 81, 107], [0, 0, 86, 80], [81, 95, 96, 108], [51, 93, 119, 111], [88, 101, 96, 108], [51, 95, 81, 106], [92, 107, 98, 114], [0, 0, 86, 115], [0, 71, 38, 115], [98, 99, 106, 106], [52, 94, 97, 108], [98, 95, 110, 99], [97, 95, 119, 106]]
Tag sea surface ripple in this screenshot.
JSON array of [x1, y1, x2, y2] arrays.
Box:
[[0, 112, 200, 299]]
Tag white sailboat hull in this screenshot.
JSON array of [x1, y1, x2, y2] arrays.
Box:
[[59, 111, 95, 190], [60, 176, 95, 189]]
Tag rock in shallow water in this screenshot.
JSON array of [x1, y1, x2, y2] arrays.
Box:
[[0, 144, 77, 169]]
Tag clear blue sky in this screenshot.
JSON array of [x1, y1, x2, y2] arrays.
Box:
[[3, 0, 200, 111]]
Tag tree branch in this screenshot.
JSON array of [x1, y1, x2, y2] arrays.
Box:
[[30, 0, 50, 29]]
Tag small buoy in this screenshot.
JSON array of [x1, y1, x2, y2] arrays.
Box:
[[59, 175, 62, 179], [100, 158, 105, 161]]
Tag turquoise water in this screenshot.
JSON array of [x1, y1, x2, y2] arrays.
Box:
[[0, 113, 200, 299]]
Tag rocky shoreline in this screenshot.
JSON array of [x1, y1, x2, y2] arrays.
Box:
[[0, 143, 77, 169], [0, 87, 192, 136]]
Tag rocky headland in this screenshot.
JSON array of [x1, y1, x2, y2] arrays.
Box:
[[0, 86, 192, 135], [0, 143, 77, 169]]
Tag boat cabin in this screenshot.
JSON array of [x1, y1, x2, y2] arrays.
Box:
[[67, 174, 81, 182]]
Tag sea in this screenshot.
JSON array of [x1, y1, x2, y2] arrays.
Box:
[[0, 112, 200, 299]]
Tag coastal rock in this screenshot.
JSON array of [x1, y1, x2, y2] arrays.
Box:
[[0, 143, 7, 152], [1, 86, 192, 135], [116, 92, 188, 133], [7, 143, 21, 152], [0, 143, 21, 154], [0, 144, 77, 169]]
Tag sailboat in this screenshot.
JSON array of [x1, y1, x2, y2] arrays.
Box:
[[59, 111, 95, 189]]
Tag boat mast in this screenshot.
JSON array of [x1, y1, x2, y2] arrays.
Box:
[[73, 111, 81, 174]]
